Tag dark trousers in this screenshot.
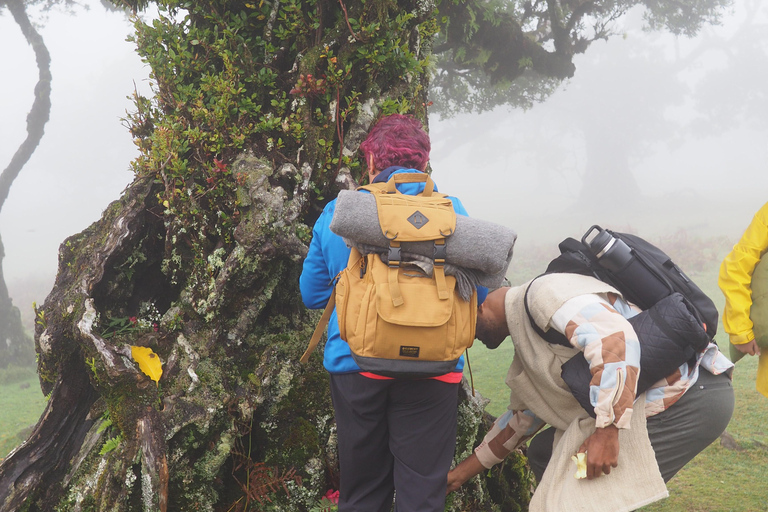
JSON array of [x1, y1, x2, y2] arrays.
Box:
[[329, 373, 459, 512], [527, 369, 734, 483]]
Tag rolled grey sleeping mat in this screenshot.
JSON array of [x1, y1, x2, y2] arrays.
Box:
[[330, 190, 517, 288]]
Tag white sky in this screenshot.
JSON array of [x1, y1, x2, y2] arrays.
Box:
[[0, 2, 151, 286]]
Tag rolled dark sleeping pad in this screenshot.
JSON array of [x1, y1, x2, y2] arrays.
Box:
[[561, 292, 711, 417], [330, 190, 517, 288]]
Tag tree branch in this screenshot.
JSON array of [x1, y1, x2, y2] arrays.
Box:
[[0, 0, 52, 215]]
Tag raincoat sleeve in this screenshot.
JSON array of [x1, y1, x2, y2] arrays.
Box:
[[719, 201, 768, 399], [718, 201, 768, 346]]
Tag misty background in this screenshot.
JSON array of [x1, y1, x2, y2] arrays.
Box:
[[1, 0, 766, 332]]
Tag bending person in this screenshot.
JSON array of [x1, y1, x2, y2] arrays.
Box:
[[448, 275, 733, 511]]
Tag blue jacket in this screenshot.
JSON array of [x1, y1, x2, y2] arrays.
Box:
[[299, 168, 488, 374]]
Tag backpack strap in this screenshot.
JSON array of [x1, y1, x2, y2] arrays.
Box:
[[358, 172, 434, 194], [301, 248, 362, 363], [433, 239, 449, 300], [387, 241, 405, 307], [300, 292, 336, 363], [382, 172, 435, 196], [523, 275, 572, 348]]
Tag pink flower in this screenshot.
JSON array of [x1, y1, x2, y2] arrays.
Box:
[[153, 323, 159, 332], [323, 489, 339, 505], [129, 317, 138, 324]]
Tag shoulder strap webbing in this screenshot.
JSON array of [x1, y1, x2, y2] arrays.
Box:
[[387, 241, 405, 307], [300, 292, 336, 363], [433, 239, 449, 299], [301, 247, 362, 363], [523, 275, 572, 347]]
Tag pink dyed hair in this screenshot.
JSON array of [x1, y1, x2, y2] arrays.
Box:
[[359, 114, 431, 171]]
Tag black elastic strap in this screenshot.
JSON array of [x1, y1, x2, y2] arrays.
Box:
[[524, 275, 572, 347]]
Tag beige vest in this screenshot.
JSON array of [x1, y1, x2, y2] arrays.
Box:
[[504, 274, 667, 512]]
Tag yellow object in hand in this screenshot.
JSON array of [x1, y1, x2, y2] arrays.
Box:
[[572, 452, 587, 479]]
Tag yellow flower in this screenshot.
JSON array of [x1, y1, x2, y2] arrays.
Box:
[[572, 452, 587, 479]]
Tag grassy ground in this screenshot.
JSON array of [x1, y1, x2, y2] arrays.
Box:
[[2, 235, 766, 510], [639, 352, 768, 512], [469, 244, 768, 512], [0, 373, 47, 461]]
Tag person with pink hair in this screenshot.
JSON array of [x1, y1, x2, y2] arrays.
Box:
[[300, 114, 486, 511]]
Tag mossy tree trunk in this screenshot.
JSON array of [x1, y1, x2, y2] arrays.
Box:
[[0, 1, 530, 510]]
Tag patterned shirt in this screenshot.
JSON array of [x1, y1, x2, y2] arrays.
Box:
[[474, 292, 734, 469]]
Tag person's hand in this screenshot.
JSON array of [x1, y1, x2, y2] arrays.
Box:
[[733, 339, 761, 356], [447, 453, 485, 494], [578, 424, 619, 480]]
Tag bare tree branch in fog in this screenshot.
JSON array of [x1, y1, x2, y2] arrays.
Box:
[[0, 0, 52, 368], [432, 1, 766, 219], [0, 0, 50, 211], [430, 0, 731, 116]]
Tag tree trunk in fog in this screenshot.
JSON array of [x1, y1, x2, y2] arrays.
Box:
[[0, 0, 52, 368], [578, 123, 641, 209], [0, 235, 33, 368], [0, 1, 531, 510]]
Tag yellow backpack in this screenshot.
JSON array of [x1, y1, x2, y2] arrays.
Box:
[[301, 173, 477, 378]]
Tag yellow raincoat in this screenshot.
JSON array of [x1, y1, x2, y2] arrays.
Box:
[[719, 201, 768, 398]]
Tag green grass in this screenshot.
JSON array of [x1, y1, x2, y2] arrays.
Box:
[[639, 351, 768, 512], [1, 234, 765, 509], [468, 252, 768, 512], [0, 375, 47, 460]]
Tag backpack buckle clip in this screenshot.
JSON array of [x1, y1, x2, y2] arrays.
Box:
[[433, 241, 447, 265], [388, 244, 401, 267]]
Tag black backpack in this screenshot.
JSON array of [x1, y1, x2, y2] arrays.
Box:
[[532, 225, 718, 342], [523, 225, 719, 416]]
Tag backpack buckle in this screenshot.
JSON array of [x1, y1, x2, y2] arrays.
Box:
[[388, 243, 401, 267], [433, 241, 447, 265]]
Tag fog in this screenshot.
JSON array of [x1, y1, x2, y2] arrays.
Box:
[[1, 0, 766, 323], [430, 1, 768, 263], [0, 3, 152, 324]]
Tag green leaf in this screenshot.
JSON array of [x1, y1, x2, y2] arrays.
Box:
[[100, 435, 122, 456]]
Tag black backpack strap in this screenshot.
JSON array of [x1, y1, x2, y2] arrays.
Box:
[[524, 275, 572, 347], [546, 238, 611, 282]]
